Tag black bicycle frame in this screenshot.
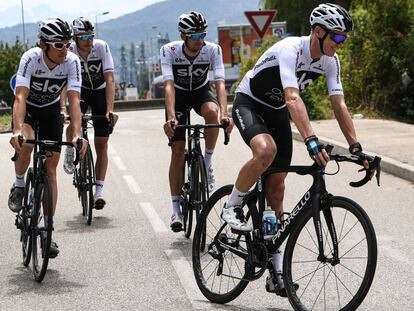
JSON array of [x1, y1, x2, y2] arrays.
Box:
[[242, 163, 339, 262], [184, 108, 204, 174]]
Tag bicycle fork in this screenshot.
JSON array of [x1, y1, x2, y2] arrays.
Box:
[[311, 191, 339, 264]]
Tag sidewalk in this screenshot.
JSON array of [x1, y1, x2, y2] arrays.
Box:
[[291, 118, 414, 183], [1, 113, 413, 183]]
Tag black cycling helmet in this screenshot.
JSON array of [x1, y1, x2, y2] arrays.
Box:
[[72, 17, 95, 35], [178, 11, 208, 34], [38, 18, 72, 42], [310, 3, 353, 32]]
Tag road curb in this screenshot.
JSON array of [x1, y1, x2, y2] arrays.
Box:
[[292, 130, 414, 183]]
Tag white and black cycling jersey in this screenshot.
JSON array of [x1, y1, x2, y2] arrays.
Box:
[[69, 39, 114, 90], [236, 35, 344, 110], [160, 40, 225, 91], [15, 47, 81, 108]]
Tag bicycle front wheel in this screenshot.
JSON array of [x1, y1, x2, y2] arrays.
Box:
[[284, 196, 377, 311], [21, 168, 34, 266], [84, 147, 95, 225], [31, 175, 53, 282], [192, 185, 255, 304]]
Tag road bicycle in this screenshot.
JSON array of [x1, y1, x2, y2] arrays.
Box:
[[173, 107, 229, 238], [192, 145, 381, 310], [13, 124, 80, 282], [71, 113, 115, 225]]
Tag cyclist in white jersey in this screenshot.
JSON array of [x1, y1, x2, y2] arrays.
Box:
[[220, 3, 373, 296], [9, 18, 87, 257], [63, 17, 116, 210], [161, 11, 233, 232]]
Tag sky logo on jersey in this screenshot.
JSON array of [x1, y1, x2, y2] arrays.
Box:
[[31, 79, 66, 93], [176, 67, 209, 77]]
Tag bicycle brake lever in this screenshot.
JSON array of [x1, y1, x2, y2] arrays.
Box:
[[224, 132, 230, 145], [349, 156, 381, 188]]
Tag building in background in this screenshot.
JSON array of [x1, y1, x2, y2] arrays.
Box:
[[217, 21, 287, 91]]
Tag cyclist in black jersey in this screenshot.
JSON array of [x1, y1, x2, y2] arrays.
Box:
[[220, 3, 374, 295], [9, 18, 87, 257], [62, 17, 116, 210], [161, 11, 233, 231]]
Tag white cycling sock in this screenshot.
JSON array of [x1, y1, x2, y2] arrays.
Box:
[[95, 180, 104, 197], [204, 148, 214, 170], [272, 248, 283, 274], [225, 186, 247, 209], [172, 195, 181, 215], [15, 174, 25, 188]]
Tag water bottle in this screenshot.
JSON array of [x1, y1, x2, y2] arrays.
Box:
[[262, 206, 277, 240]]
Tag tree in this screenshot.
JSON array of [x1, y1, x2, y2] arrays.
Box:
[[342, 0, 414, 122], [0, 38, 26, 105], [261, 0, 351, 35]]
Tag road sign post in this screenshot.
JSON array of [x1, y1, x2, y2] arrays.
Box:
[[244, 10, 277, 39]]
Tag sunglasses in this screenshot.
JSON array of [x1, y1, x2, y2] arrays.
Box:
[[329, 32, 347, 44], [78, 34, 95, 41], [186, 33, 207, 40], [46, 42, 71, 50]]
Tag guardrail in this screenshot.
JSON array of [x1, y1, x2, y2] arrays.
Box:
[[0, 107, 11, 116], [114, 95, 235, 111], [0, 95, 236, 116]]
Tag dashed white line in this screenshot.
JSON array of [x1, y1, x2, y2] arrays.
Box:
[[112, 156, 126, 170], [165, 249, 209, 310], [140, 202, 168, 233], [123, 175, 142, 194]]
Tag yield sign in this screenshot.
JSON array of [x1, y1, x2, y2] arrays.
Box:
[[244, 10, 277, 39]]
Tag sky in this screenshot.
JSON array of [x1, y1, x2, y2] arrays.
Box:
[[0, 0, 164, 28]]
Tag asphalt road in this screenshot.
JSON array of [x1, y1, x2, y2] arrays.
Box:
[[1, 110, 413, 310]]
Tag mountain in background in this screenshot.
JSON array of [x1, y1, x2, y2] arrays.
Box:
[[0, 0, 260, 47], [0, 0, 261, 81]]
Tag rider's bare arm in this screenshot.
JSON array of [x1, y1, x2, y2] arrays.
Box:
[[104, 71, 115, 115], [215, 80, 227, 118], [12, 86, 29, 135], [330, 94, 358, 145], [164, 80, 176, 121], [284, 87, 315, 141]]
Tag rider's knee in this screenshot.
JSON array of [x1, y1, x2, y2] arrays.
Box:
[[254, 143, 276, 169]]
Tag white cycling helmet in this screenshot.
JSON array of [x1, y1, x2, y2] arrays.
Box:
[[178, 11, 208, 34], [72, 17, 95, 35], [38, 18, 72, 42], [310, 3, 354, 32]]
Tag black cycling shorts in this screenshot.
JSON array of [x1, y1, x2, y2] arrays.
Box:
[[24, 103, 63, 153], [166, 84, 218, 143], [81, 88, 111, 137], [232, 93, 292, 168]]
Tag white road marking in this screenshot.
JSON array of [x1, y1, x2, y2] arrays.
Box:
[[108, 142, 117, 156], [165, 249, 210, 310], [123, 175, 142, 194], [112, 156, 126, 171], [140, 202, 168, 233]]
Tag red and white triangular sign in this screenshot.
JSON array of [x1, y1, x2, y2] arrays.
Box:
[[244, 10, 277, 39]]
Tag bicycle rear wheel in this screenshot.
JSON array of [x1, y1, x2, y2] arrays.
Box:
[[284, 196, 377, 311], [20, 168, 33, 266], [192, 185, 256, 304], [31, 175, 53, 282]]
